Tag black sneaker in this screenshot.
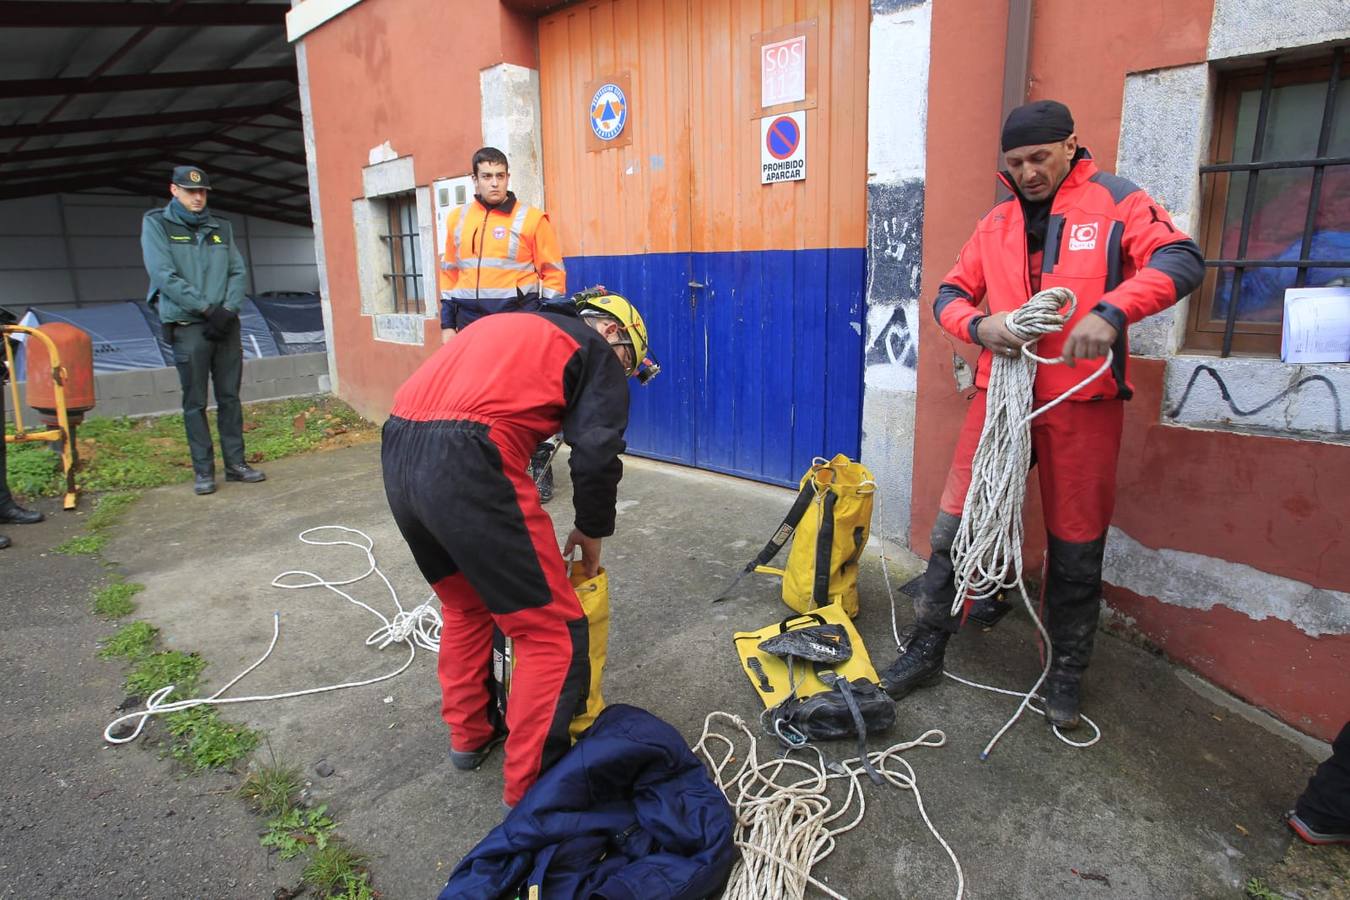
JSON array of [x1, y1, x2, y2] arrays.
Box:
[[449, 731, 506, 771], [0, 534, 10, 550], [194, 471, 217, 495], [1043, 672, 1082, 730], [878, 626, 949, 700], [224, 463, 266, 483]]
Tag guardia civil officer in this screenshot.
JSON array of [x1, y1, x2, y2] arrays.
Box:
[[382, 290, 656, 808], [141, 166, 265, 495], [878, 101, 1204, 729]]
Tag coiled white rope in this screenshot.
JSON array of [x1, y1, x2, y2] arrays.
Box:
[[104, 526, 442, 744], [881, 287, 1108, 758], [695, 711, 962, 900]]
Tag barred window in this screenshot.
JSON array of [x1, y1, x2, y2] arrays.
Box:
[[1190, 47, 1349, 356], [382, 192, 423, 314]]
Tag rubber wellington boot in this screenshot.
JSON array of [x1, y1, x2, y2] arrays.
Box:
[[1043, 671, 1082, 730], [878, 627, 949, 700]]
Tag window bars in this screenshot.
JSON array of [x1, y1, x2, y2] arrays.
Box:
[[1198, 47, 1348, 356], [381, 192, 422, 314]]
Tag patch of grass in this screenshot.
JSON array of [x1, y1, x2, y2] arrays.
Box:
[[54, 531, 106, 555], [125, 649, 204, 700], [98, 621, 159, 661], [1244, 878, 1288, 899], [239, 759, 305, 817], [92, 579, 143, 618], [54, 491, 139, 556], [8, 397, 376, 500], [303, 842, 371, 898], [86, 491, 137, 529], [167, 707, 260, 771], [262, 804, 337, 860]]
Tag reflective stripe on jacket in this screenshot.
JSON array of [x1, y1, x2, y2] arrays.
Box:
[[438, 192, 566, 328], [934, 149, 1203, 401]]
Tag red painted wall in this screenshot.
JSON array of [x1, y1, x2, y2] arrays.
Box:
[[302, 0, 538, 420], [916, 0, 1349, 740]]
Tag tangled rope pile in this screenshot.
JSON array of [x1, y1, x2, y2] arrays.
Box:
[[940, 287, 1109, 758], [104, 526, 441, 744], [695, 711, 962, 900]]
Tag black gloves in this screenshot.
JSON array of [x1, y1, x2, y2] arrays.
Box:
[[203, 304, 238, 341]]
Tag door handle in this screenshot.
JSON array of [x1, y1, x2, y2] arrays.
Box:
[[688, 281, 705, 288]]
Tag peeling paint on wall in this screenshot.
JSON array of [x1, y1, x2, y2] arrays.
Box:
[[1105, 526, 1350, 637]]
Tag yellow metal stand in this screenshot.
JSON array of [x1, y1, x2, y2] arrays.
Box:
[[3, 324, 79, 510]]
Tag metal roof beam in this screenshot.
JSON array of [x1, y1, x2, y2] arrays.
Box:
[[0, 65, 296, 100], [114, 177, 310, 227], [195, 162, 309, 197], [0, 132, 218, 163], [205, 135, 306, 168], [0, 154, 167, 183], [0, 2, 290, 28], [0, 104, 295, 139]]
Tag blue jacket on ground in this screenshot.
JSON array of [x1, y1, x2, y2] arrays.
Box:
[[440, 704, 737, 900]]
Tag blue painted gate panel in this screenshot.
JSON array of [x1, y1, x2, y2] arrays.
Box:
[[565, 248, 864, 487]]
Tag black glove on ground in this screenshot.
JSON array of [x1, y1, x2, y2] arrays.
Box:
[[203, 304, 238, 341]]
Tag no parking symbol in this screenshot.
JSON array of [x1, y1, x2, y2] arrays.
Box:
[[760, 111, 806, 184]]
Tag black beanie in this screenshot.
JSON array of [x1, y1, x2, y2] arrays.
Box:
[[1001, 100, 1075, 152]]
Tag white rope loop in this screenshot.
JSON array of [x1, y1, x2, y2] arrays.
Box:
[[886, 287, 1109, 758], [103, 526, 441, 744], [694, 711, 963, 900]]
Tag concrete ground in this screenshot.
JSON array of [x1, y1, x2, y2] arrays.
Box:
[[3, 440, 1344, 899]]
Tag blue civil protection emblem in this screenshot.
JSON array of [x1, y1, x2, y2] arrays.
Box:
[[589, 83, 628, 141]]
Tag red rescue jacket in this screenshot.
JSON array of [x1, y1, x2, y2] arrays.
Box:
[[935, 149, 1204, 401]]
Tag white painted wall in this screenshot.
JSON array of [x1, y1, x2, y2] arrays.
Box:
[[0, 192, 318, 312], [861, 0, 932, 545]]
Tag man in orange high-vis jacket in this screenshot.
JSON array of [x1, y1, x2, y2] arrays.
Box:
[[877, 101, 1204, 731], [439, 147, 567, 342]]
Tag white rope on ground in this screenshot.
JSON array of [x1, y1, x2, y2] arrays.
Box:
[[876, 287, 1106, 757], [104, 526, 441, 744], [694, 711, 962, 900]]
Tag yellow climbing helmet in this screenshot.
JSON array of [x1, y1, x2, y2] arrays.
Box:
[[574, 287, 660, 384]]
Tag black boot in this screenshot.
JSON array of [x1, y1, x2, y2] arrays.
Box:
[[879, 627, 949, 700], [0, 501, 43, 524], [1042, 533, 1107, 732], [1043, 670, 1082, 730], [0, 534, 10, 549], [194, 469, 217, 495]]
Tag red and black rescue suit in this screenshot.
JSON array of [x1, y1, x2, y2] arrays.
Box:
[[920, 148, 1204, 678], [381, 308, 628, 806]]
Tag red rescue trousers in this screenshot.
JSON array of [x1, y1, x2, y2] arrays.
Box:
[[939, 389, 1124, 543], [382, 417, 590, 806]]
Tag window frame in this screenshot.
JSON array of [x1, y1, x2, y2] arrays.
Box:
[[1189, 47, 1348, 356], [380, 191, 423, 315]]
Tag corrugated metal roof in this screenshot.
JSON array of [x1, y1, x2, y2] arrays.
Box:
[[0, 1, 308, 226]]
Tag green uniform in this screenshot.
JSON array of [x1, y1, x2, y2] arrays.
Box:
[[141, 201, 249, 475]]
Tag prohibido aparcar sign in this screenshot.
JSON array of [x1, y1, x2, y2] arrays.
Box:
[[760, 111, 807, 184]]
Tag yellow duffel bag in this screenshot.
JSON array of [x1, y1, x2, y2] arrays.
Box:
[[490, 561, 609, 743]]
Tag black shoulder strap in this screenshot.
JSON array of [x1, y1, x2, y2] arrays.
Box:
[[713, 479, 817, 601], [812, 488, 837, 608]]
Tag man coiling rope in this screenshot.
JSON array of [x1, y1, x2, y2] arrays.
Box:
[[874, 99, 1205, 744]]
